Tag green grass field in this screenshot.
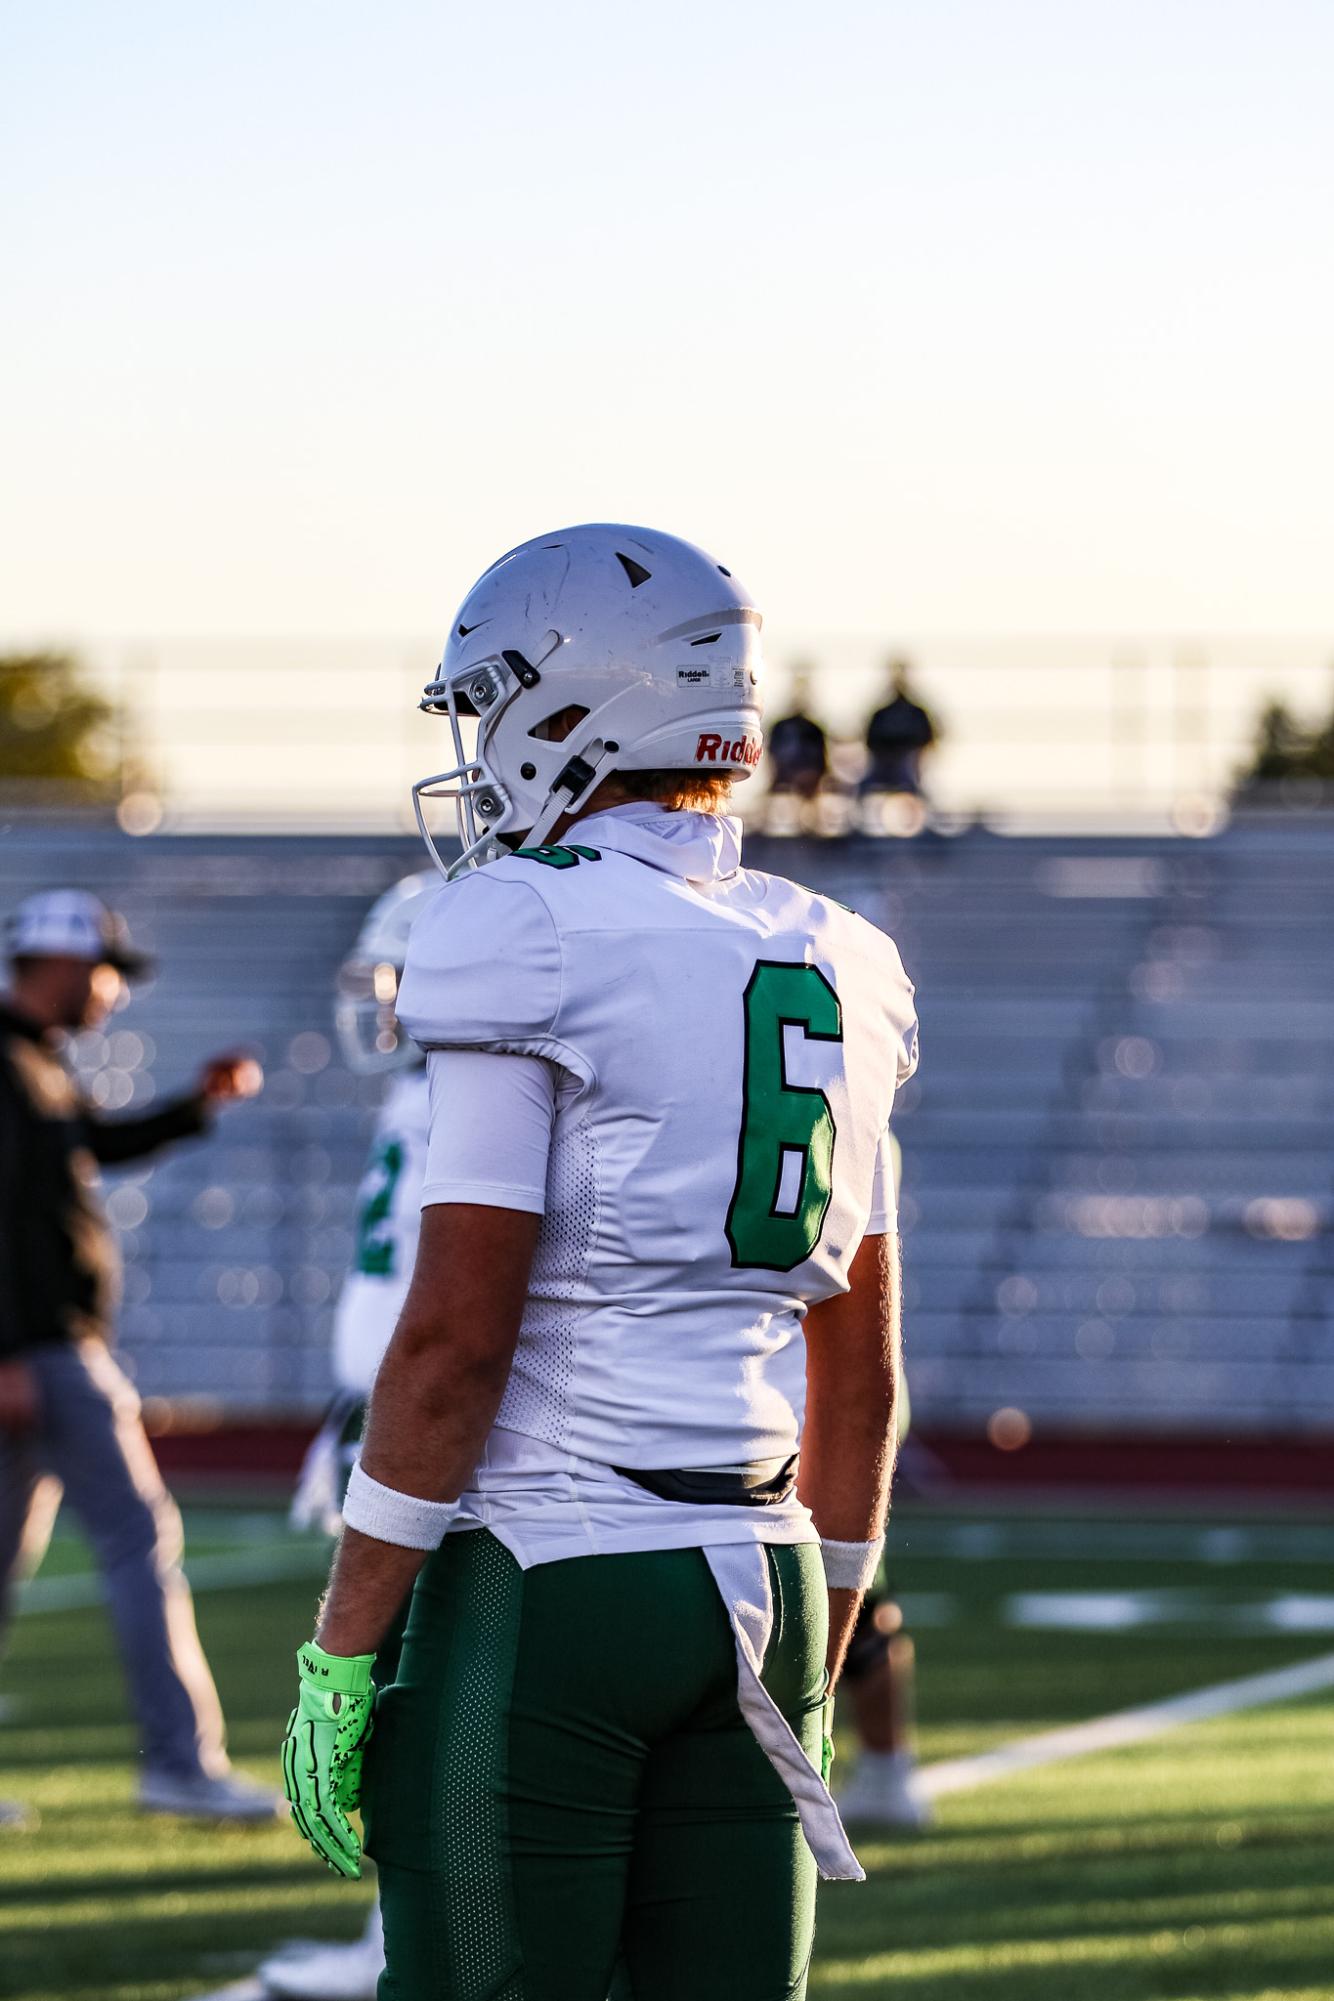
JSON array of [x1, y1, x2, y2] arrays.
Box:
[[3, 1501, 1333, 2001]]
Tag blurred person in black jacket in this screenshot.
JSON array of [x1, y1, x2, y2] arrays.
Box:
[[0, 889, 277, 1823], [862, 660, 936, 798], [766, 677, 829, 803]]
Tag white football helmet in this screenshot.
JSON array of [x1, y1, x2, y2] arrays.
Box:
[[334, 870, 439, 1073], [412, 523, 765, 877]]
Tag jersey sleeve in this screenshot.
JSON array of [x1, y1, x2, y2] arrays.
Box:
[[865, 1127, 900, 1235], [898, 1009, 920, 1085], [881, 934, 920, 1086], [838, 903, 919, 1091], [421, 1050, 556, 1213], [395, 872, 563, 1058]]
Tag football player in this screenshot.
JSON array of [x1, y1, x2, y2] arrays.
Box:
[[260, 872, 435, 2001], [836, 1131, 932, 1831], [282, 525, 919, 2000], [836, 1570, 930, 1829]]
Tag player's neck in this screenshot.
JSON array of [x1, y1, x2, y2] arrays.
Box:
[[548, 784, 690, 844]]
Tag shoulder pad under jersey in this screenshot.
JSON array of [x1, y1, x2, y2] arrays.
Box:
[[395, 869, 561, 1052]]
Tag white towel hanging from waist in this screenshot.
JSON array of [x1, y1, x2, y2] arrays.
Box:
[[704, 1541, 864, 1883]]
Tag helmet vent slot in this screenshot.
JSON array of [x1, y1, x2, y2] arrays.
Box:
[[528, 704, 590, 742], [615, 552, 653, 589], [690, 633, 721, 646]]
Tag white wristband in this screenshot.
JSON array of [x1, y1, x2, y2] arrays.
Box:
[[820, 1535, 885, 1593], [342, 1461, 462, 1551]]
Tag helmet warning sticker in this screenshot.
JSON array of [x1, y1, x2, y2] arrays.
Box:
[[677, 665, 751, 690]]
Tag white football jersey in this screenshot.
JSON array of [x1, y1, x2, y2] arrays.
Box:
[[396, 803, 917, 1471], [331, 1068, 430, 1393]]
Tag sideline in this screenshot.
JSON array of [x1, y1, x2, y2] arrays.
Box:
[[18, 1545, 327, 1615], [918, 1648, 1334, 1798], [899, 1517, 1334, 1567]]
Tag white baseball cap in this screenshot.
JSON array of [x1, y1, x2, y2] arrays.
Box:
[[5, 890, 152, 977]]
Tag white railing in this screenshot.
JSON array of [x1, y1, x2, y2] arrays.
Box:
[[9, 633, 1334, 831]]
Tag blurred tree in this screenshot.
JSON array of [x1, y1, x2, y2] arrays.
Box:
[[0, 653, 120, 792], [1244, 700, 1313, 781], [1236, 692, 1334, 790], [1311, 709, 1334, 781]]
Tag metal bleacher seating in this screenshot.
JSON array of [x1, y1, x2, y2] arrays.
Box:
[[1, 815, 1329, 1437], [808, 822, 1334, 1437]]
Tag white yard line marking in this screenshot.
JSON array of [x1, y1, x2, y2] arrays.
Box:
[[18, 1546, 326, 1615], [1003, 1589, 1334, 1634], [179, 1983, 268, 2001], [917, 1650, 1334, 1799], [1256, 1596, 1334, 1633], [1005, 1589, 1191, 1630]]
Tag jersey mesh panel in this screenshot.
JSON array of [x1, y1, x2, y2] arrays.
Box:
[[497, 1114, 600, 1445], [432, 1532, 525, 2000]]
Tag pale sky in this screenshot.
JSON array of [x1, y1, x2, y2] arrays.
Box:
[[3, 0, 1333, 645]]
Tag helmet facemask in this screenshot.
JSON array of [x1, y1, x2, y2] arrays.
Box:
[[333, 869, 439, 1073], [413, 650, 632, 879], [335, 958, 415, 1074], [412, 638, 603, 878]]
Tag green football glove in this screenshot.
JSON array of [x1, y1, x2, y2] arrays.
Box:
[[822, 1692, 836, 1787], [281, 1641, 376, 1879]]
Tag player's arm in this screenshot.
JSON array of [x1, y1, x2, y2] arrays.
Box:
[[85, 1054, 262, 1164], [799, 1230, 900, 1686], [314, 1198, 540, 1657], [313, 1042, 554, 1660], [283, 1041, 554, 1878], [282, 1199, 539, 1877]]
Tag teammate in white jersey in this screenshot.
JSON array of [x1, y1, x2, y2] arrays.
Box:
[[262, 873, 433, 2001], [282, 525, 919, 2001]]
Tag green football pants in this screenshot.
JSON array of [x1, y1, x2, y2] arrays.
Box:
[[363, 1529, 827, 2001]]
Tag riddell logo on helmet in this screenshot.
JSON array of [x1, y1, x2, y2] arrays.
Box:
[[695, 733, 762, 767]]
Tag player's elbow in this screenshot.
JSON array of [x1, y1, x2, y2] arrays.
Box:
[[817, 1378, 897, 1452], [385, 1306, 517, 1407]]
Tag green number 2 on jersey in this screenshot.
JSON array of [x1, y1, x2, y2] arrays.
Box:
[[355, 1138, 404, 1276], [726, 961, 843, 1271]]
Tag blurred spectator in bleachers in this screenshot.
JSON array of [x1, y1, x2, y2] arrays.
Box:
[[862, 659, 937, 802], [0, 890, 276, 1825], [764, 676, 832, 835], [767, 677, 829, 802]]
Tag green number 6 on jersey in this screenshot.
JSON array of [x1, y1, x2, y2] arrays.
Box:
[[726, 961, 843, 1272]]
